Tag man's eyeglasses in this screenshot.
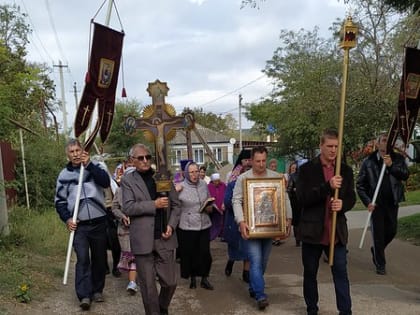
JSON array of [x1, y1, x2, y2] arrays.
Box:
[[131, 155, 152, 162]]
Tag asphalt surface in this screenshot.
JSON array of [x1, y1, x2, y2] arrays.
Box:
[[3, 206, 420, 315]]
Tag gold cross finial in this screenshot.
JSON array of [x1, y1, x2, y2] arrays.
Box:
[[147, 79, 169, 106]]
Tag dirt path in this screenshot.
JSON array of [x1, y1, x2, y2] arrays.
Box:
[[2, 227, 420, 315]]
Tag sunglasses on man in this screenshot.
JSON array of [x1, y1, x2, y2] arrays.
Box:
[[131, 154, 152, 162]]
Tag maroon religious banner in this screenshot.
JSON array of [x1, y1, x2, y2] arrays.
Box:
[[387, 47, 420, 152], [74, 22, 124, 151]]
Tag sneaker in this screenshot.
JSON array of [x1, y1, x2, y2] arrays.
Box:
[[126, 281, 138, 294], [257, 298, 269, 310], [79, 297, 91, 311], [92, 292, 104, 302]]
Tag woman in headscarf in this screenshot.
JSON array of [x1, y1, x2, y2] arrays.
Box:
[[177, 161, 214, 290], [223, 150, 251, 283], [208, 173, 226, 241], [227, 149, 252, 183]]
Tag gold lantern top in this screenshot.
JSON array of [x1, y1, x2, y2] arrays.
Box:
[[340, 16, 358, 49]]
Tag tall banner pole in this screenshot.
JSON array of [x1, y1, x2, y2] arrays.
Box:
[[358, 163, 386, 248], [63, 0, 115, 285], [329, 16, 358, 266]]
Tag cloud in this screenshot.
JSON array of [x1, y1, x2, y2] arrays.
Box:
[[11, 0, 346, 131]]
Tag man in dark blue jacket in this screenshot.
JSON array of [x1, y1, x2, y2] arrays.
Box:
[[55, 139, 110, 311], [356, 133, 409, 275]]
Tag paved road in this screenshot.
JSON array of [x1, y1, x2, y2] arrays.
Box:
[[3, 206, 420, 315]]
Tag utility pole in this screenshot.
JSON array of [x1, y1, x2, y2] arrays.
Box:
[[73, 82, 79, 108], [54, 60, 69, 136], [239, 94, 243, 151]]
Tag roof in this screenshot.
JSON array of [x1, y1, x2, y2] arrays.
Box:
[[169, 123, 230, 145]]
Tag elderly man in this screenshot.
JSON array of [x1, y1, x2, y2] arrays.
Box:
[[357, 133, 409, 275], [55, 139, 110, 311], [121, 143, 181, 315], [232, 146, 292, 311]]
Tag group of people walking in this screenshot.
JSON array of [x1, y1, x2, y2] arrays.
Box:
[[54, 127, 409, 315]]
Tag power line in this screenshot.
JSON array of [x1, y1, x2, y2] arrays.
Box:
[[198, 74, 266, 107], [20, 0, 55, 64], [45, 0, 68, 64]]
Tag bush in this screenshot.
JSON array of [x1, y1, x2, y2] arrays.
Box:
[[0, 206, 68, 301], [14, 135, 66, 211], [407, 164, 420, 191]]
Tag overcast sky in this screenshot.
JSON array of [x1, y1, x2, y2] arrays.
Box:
[[11, 0, 348, 130]]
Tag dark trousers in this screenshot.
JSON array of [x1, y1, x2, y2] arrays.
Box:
[[302, 242, 351, 315], [371, 205, 398, 267], [135, 240, 177, 315], [73, 220, 108, 301], [178, 228, 212, 279], [106, 216, 121, 271]]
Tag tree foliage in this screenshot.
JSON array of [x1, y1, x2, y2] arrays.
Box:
[[183, 107, 238, 138], [246, 27, 342, 158], [245, 0, 420, 160], [15, 135, 66, 210], [105, 98, 146, 157], [0, 4, 57, 143]]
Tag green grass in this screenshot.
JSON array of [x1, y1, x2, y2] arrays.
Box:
[[353, 189, 420, 211], [0, 207, 68, 303], [398, 213, 420, 245]]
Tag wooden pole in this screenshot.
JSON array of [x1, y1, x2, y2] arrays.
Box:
[[328, 16, 358, 266], [328, 47, 350, 266], [359, 163, 386, 248], [19, 129, 30, 209], [63, 0, 114, 285]]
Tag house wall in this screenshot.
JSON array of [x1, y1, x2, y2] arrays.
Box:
[[169, 142, 234, 170]]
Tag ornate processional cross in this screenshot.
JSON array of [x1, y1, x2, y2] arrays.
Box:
[[125, 79, 186, 192]]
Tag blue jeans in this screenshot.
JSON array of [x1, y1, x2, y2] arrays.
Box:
[[302, 242, 351, 314], [247, 238, 272, 301]]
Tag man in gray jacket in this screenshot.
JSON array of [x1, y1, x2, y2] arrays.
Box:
[[233, 146, 292, 311], [121, 143, 181, 315]]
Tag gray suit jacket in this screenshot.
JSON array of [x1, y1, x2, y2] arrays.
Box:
[[120, 170, 181, 255]]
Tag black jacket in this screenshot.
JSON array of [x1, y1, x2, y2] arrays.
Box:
[[356, 150, 409, 208], [296, 156, 356, 245]]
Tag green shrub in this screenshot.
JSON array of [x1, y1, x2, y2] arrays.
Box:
[[14, 135, 66, 211], [407, 164, 420, 191], [0, 206, 68, 301]]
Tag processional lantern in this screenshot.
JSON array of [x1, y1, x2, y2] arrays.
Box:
[[340, 16, 358, 50], [328, 15, 358, 266]]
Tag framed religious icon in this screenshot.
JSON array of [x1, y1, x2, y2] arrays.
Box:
[[243, 177, 287, 239]]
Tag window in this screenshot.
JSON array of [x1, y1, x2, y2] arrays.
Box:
[[213, 147, 222, 161], [194, 149, 204, 163], [171, 149, 182, 166]]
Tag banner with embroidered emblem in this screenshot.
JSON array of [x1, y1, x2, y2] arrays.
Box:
[[387, 47, 420, 152], [74, 22, 124, 151]]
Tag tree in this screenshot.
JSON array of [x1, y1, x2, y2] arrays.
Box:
[[183, 107, 238, 138], [241, 0, 266, 9], [105, 98, 146, 157], [245, 0, 420, 160], [0, 4, 57, 142], [378, 0, 419, 13], [246, 27, 342, 158]]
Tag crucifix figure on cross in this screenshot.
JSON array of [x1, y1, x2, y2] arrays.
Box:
[[126, 79, 186, 191]]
